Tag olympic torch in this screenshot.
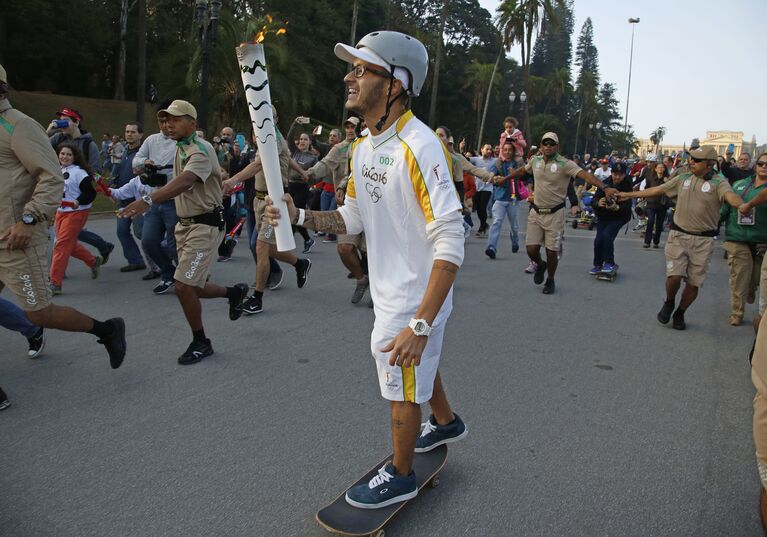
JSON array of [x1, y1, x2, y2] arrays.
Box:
[[236, 38, 295, 252]]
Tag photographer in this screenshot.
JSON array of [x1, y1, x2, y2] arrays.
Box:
[[46, 107, 101, 173], [589, 162, 633, 275], [132, 111, 178, 294]]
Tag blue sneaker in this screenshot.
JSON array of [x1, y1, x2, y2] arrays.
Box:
[[600, 262, 617, 273], [303, 238, 315, 254], [414, 413, 468, 453], [589, 265, 602, 275], [345, 462, 417, 509]]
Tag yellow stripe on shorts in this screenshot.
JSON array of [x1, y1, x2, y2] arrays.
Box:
[[401, 364, 416, 403]]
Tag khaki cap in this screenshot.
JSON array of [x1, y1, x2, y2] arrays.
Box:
[[0, 64, 6, 83], [689, 146, 718, 161], [344, 116, 360, 127], [541, 132, 559, 144], [157, 100, 197, 120]]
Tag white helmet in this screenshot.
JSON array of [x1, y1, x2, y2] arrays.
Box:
[[335, 31, 429, 97]]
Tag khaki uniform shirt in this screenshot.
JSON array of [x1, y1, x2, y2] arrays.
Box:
[[524, 154, 582, 208], [0, 99, 63, 248], [659, 172, 732, 233], [305, 139, 352, 189], [254, 130, 290, 192], [172, 135, 222, 218]]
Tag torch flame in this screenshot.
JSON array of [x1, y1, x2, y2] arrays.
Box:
[[252, 14, 287, 44]]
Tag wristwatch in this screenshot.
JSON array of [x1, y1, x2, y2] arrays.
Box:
[[141, 194, 153, 206], [408, 318, 432, 337], [21, 214, 37, 225]]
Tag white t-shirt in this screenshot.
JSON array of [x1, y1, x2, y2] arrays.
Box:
[[595, 167, 611, 181], [338, 111, 462, 330]]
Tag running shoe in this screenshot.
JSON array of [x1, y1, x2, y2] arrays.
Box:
[[542, 278, 556, 294], [589, 265, 602, 275], [178, 338, 214, 365], [242, 295, 263, 315], [322, 235, 337, 243], [351, 277, 369, 304], [672, 310, 686, 330], [600, 262, 617, 273], [657, 299, 675, 325], [152, 280, 174, 295], [98, 318, 127, 369], [217, 255, 231, 262], [295, 258, 311, 288], [0, 387, 10, 411], [512, 244, 519, 253], [533, 261, 547, 285], [90, 256, 103, 279], [267, 270, 284, 291], [303, 238, 315, 254], [27, 327, 45, 359], [642, 243, 650, 249], [345, 463, 417, 509], [485, 247, 496, 259], [414, 413, 468, 453], [524, 261, 537, 274], [228, 283, 249, 321]]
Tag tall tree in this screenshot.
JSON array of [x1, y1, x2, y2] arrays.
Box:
[[573, 17, 600, 153], [428, 0, 449, 127], [496, 0, 560, 142], [135, 0, 146, 122], [114, 0, 134, 100]]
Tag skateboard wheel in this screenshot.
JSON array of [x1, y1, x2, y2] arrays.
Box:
[[372, 530, 385, 537], [428, 475, 440, 488]]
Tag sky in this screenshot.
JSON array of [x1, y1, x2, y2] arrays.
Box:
[[477, 0, 764, 147]]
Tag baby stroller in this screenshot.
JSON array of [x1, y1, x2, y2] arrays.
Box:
[[572, 191, 597, 230]]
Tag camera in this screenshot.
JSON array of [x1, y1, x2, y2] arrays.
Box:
[[139, 163, 168, 187]]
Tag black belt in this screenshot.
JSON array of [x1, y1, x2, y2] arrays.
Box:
[[670, 221, 717, 237], [178, 207, 224, 229], [530, 202, 565, 215]]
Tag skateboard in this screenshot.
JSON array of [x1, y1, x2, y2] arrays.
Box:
[[316, 444, 448, 537], [595, 267, 617, 281]]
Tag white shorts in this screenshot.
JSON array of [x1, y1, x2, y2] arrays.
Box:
[[370, 323, 445, 404]]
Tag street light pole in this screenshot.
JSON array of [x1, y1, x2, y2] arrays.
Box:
[[508, 91, 516, 115], [195, 0, 222, 134], [624, 17, 640, 154]]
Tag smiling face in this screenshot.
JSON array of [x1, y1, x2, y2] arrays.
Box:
[[501, 143, 515, 161], [738, 153, 751, 169], [343, 61, 401, 123], [343, 122, 357, 141], [58, 146, 74, 167]]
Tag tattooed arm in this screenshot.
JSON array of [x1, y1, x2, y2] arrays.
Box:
[[302, 210, 347, 234]]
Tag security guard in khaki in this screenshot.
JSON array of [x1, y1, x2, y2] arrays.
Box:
[[618, 146, 745, 329], [121, 100, 248, 365]]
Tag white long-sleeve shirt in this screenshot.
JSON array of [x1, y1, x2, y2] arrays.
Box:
[[109, 176, 153, 201]]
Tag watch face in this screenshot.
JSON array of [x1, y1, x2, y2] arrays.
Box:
[[414, 321, 424, 333], [22, 215, 34, 224]]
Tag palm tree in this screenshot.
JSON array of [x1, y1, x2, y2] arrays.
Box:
[[496, 0, 561, 139], [542, 67, 570, 115], [463, 61, 501, 145], [650, 126, 666, 154]]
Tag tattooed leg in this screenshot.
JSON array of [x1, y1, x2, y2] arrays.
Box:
[[390, 400, 421, 476]]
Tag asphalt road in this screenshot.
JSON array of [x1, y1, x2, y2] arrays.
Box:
[[0, 211, 761, 537]]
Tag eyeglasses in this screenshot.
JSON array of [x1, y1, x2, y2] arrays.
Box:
[[541, 141, 557, 147], [757, 161, 767, 168], [690, 157, 704, 163], [349, 64, 392, 79]]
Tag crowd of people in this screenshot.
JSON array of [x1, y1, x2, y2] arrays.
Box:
[[2, 30, 767, 528]]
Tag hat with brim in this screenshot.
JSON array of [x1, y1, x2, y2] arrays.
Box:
[[541, 132, 559, 144], [344, 116, 360, 127], [334, 43, 390, 70], [689, 146, 718, 161], [157, 100, 197, 120], [56, 107, 82, 122], [0, 64, 6, 84]]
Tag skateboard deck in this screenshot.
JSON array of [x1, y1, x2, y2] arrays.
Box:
[[595, 269, 617, 281], [316, 444, 448, 537]]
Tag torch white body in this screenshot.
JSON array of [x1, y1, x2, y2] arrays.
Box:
[[236, 43, 296, 252]]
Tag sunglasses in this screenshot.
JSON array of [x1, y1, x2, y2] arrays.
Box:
[[757, 161, 767, 168], [349, 64, 392, 79], [690, 157, 704, 163], [541, 140, 557, 147]]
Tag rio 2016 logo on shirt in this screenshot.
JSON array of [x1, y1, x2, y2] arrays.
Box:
[[366, 183, 382, 203], [362, 164, 387, 184], [379, 155, 395, 166]]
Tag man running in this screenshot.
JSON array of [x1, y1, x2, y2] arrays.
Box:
[[505, 132, 615, 294], [617, 146, 745, 329], [120, 100, 248, 364], [0, 63, 126, 377], [266, 31, 468, 509]]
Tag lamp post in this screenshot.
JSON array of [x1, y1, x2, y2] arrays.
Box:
[[624, 17, 640, 153], [195, 0, 222, 134], [508, 91, 516, 115], [585, 123, 593, 156], [594, 121, 602, 157]]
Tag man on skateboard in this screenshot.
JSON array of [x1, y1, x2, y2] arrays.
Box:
[[266, 31, 470, 509]]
